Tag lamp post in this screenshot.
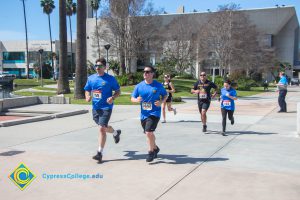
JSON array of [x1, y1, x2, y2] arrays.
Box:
[[38, 48, 44, 87], [104, 44, 111, 73]]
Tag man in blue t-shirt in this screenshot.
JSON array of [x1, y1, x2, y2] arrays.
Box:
[[276, 71, 288, 112], [220, 80, 237, 136], [84, 58, 121, 163], [131, 66, 167, 162]]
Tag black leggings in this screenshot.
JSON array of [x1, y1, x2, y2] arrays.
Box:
[[221, 108, 234, 132]]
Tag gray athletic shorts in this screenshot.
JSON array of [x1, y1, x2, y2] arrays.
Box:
[[92, 109, 112, 127]]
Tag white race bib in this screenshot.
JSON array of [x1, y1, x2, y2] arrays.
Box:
[[92, 90, 102, 99], [142, 102, 152, 110], [199, 92, 207, 99], [223, 100, 231, 107]]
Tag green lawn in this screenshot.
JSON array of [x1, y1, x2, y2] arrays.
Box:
[[14, 79, 57, 91], [12, 79, 269, 104]]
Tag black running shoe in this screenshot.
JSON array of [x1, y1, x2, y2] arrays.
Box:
[[146, 151, 155, 162], [154, 146, 160, 158], [202, 125, 207, 133], [92, 152, 103, 162], [113, 130, 121, 144], [231, 116, 234, 125], [221, 132, 228, 136]]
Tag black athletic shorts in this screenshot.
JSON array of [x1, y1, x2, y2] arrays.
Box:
[[141, 115, 160, 133], [166, 95, 172, 103], [198, 101, 211, 113], [92, 109, 112, 127]]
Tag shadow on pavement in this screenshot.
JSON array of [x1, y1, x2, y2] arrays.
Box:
[[206, 130, 277, 136], [102, 151, 228, 165], [0, 150, 26, 156], [163, 120, 201, 123]]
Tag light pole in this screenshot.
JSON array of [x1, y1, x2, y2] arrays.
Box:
[[104, 44, 111, 73], [38, 49, 44, 87]]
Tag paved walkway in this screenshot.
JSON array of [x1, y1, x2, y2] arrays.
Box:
[[0, 86, 300, 200]]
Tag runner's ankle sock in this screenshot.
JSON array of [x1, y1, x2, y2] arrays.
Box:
[[98, 147, 103, 153]]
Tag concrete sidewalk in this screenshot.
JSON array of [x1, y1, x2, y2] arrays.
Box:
[[0, 87, 300, 200]]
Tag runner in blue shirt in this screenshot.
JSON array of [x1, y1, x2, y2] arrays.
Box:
[[220, 80, 237, 136], [131, 66, 168, 162], [84, 58, 121, 163], [276, 71, 288, 112]]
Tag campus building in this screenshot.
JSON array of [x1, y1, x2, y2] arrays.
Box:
[[0, 40, 75, 78], [86, 5, 299, 79]]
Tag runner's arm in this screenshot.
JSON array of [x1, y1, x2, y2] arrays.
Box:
[[112, 89, 120, 100], [85, 91, 92, 102], [169, 82, 176, 93]]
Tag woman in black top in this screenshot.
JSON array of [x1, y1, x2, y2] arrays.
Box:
[[162, 74, 177, 123]]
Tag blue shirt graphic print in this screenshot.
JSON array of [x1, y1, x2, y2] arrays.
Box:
[[132, 80, 167, 120], [221, 87, 237, 110], [84, 73, 120, 110]]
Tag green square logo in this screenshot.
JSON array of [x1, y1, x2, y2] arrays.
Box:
[[8, 163, 36, 191]]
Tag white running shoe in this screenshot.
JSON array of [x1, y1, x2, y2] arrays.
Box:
[[173, 108, 177, 115]]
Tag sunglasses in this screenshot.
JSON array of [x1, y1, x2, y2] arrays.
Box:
[[94, 64, 105, 68], [144, 71, 153, 74], [200, 74, 206, 76]]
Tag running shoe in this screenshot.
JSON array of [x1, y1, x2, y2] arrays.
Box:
[[92, 152, 103, 162], [202, 125, 207, 133], [161, 120, 166, 123], [113, 130, 121, 144], [146, 151, 155, 162], [154, 146, 160, 158], [221, 132, 228, 136], [231, 116, 234, 125], [173, 108, 177, 115]]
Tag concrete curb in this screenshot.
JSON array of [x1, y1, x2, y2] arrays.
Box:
[[0, 109, 89, 127], [53, 109, 89, 118], [0, 115, 54, 127]]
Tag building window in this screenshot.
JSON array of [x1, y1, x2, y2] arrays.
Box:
[[3, 52, 25, 63]]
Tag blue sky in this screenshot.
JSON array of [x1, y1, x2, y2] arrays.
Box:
[[0, 0, 299, 41]]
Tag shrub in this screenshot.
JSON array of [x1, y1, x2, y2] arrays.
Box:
[[236, 78, 255, 91], [116, 75, 129, 86], [173, 97, 182, 102]]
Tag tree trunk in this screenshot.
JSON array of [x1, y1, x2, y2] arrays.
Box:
[[74, 0, 87, 99], [57, 0, 70, 94], [95, 12, 101, 59], [48, 14, 54, 79], [22, 0, 29, 79], [69, 15, 73, 74]]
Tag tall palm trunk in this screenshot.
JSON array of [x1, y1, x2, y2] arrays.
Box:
[[74, 0, 87, 99], [68, 15, 73, 74], [21, 0, 29, 79], [57, 0, 70, 94], [47, 14, 54, 79], [95, 11, 101, 58]]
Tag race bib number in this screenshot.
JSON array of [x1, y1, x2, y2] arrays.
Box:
[[142, 102, 152, 110], [199, 92, 207, 99], [223, 100, 231, 107], [92, 90, 102, 99]]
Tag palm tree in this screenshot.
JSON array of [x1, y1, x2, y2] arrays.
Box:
[[66, 0, 77, 75], [57, 0, 70, 94], [40, 0, 55, 79], [90, 0, 101, 58], [74, 0, 87, 99], [20, 0, 29, 79]]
